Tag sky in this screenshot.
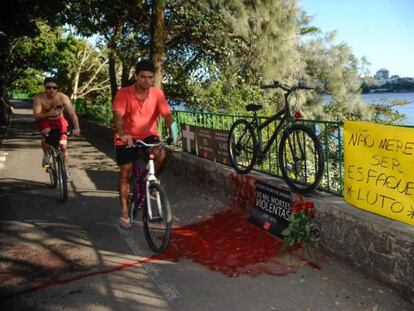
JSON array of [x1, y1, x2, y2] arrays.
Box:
[[299, 0, 414, 78]]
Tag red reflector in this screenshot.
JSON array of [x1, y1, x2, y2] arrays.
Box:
[[149, 154, 155, 159], [294, 111, 302, 120]]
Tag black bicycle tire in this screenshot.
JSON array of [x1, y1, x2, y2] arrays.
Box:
[[48, 151, 58, 188], [227, 119, 258, 174], [278, 124, 324, 194], [57, 153, 68, 202], [143, 183, 172, 253]]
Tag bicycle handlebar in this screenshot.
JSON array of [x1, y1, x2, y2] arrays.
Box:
[[115, 137, 166, 148], [42, 130, 73, 137], [132, 140, 164, 148]]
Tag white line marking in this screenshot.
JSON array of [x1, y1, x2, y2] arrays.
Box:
[[116, 224, 181, 302]]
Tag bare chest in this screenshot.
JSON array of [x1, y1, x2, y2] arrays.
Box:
[[41, 98, 65, 112]]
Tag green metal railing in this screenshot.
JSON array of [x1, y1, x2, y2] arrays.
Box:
[[172, 110, 344, 196], [11, 91, 30, 100], [74, 100, 344, 196]]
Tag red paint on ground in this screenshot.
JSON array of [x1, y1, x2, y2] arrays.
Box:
[[159, 208, 299, 277], [1, 256, 158, 300], [1, 208, 310, 300], [230, 173, 256, 210]]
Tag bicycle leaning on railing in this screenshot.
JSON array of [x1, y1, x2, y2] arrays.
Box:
[[126, 139, 172, 253], [227, 81, 325, 194], [43, 128, 71, 202]]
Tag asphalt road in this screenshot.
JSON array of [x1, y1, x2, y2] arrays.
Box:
[[0, 102, 412, 311]]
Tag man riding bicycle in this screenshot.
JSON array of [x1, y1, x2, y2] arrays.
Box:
[[32, 77, 81, 179], [112, 59, 174, 229]]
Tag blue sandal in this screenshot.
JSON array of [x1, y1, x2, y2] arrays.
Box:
[[119, 217, 132, 230]]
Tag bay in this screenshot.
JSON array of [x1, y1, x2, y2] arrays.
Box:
[[174, 92, 414, 125], [361, 92, 414, 125]]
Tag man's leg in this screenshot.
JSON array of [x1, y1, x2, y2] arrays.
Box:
[[40, 128, 51, 166], [153, 147, 166, 173], [119, 163, 133, 220], [60, 140, 68, 163]]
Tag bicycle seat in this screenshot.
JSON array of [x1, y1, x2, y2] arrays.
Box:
[[246, 104, 262, 112], [45, 128, 61, 148]]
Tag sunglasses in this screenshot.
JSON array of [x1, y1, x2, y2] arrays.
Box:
[[45, 86, 58, 90]]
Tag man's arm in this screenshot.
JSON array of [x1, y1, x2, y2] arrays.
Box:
[[163, 113, 175, 143], [62, 95, 80, 136], [32, 96, 52, 120], [113, 111, 124, 135], [113, 111, 133, 146]]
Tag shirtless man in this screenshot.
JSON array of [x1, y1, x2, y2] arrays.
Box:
[[32, 77, 80, 173]]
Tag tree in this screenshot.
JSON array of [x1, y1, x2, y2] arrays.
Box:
[[151, 0, 166, 88], [64, 0, 150, 99], [0, 0, 68, 123]]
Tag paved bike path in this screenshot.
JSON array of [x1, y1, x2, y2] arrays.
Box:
[[0, 104, 411, 310]]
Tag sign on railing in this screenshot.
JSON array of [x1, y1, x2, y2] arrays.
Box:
[[181, 123, 229, 165], [344, 121, 414, 226]]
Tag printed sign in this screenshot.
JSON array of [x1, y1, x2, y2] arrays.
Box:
[[344, 121, 414, 226], [181, 124, 197, 154], [213, 129, 229, 165], [196, 127, 215, 161], [249, 181, 292, 237]]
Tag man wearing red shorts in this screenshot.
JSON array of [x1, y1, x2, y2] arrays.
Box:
[[112, 60, 174, 229], [32, 77, 80, 175]]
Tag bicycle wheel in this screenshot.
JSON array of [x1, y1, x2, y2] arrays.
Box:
[[48, 151, 58, 188], [57, 153, 68, 202], [227, 119, 258, 174], [143, 183, 172, 253], [278, 124, 324, 194]]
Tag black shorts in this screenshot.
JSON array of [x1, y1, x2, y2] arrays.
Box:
[[115, 135, 160, 166]]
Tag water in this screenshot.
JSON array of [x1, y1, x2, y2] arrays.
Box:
[[361, 92, 414, 125], [172, 92, 414, 125]]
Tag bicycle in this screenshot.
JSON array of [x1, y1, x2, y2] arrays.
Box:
[[126, 139, 172, 253], [43, 128, 71, 202], [227, 81, 325, 194]]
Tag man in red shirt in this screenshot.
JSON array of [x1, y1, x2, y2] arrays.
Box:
[[112, 60, 174, 229]]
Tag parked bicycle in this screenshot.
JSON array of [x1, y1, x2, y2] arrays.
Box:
[[43, 128, 71, 202], [227, 81, 325, 194], [126, 139, 172, 253]]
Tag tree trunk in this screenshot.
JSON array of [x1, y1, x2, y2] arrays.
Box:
[[150, 0, 166, 89], [121, 61, 131, 87], [0, 42, 12, 125], [108, 48, 118, 101]]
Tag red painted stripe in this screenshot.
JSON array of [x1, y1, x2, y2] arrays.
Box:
[[1, 256, 160, 300]]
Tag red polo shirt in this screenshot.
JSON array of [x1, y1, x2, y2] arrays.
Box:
[[112, 85, 171, 142]]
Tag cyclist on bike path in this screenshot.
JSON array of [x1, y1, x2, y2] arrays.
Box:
[[112, 60, 174, 229], [32, 77, 81, 177]]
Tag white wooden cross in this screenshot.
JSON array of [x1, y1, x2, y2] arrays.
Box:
[[182, 124, 195, 152]]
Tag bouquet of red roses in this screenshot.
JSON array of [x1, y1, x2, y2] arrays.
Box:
[[279, 198, 320, 261]]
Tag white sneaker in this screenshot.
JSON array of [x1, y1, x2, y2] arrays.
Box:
[[42, 154, 50, 167]]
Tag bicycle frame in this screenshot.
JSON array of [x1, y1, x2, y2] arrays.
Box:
[[248, 84, 304, 162], [144, 152, 163, 220], [131, 141, 164, 220]]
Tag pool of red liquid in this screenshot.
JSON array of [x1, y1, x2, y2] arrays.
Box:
[[159, 208, 295, 277]]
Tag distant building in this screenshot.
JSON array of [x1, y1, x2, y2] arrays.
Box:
[[375, 68, 389, 80]]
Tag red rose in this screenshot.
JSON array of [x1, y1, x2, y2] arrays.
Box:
[[291, 206, 300, 213], [298, 202, 306, 212], [305, 202, 314, 209]]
